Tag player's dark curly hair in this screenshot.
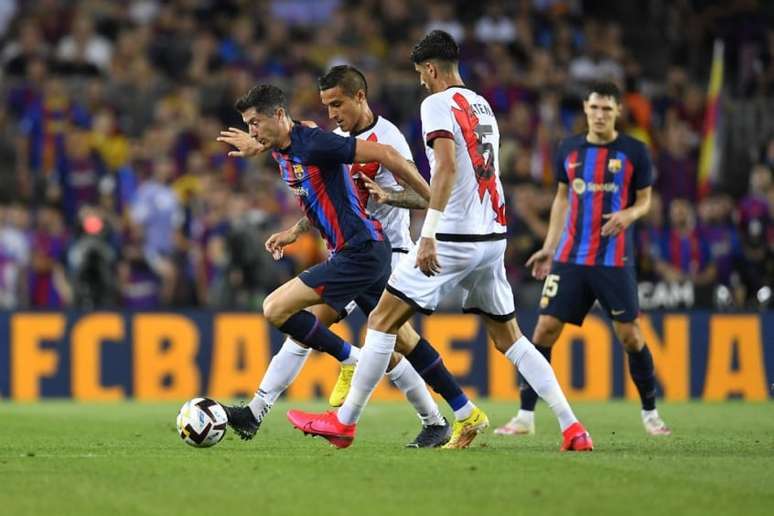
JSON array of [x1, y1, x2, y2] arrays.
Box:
[[410, 30, 459, 65], [585, 81, 622, 103], [318, 65, 368, 97], [234, 84, 289, 116]]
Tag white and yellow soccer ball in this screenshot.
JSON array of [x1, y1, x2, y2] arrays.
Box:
[[176, 397, 228, 448]]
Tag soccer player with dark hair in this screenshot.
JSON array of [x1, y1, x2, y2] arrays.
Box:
[[216, 82, 478, 447], [314, 64, 456, 446], [494, 81, 671, 437], [288, 30, 592, 451]]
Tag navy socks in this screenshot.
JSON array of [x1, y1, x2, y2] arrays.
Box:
[[278, 311, 353, 362]]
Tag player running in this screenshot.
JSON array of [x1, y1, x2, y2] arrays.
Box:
[[494, 82, 671, 437], [216, 83, 476, 448], [318, 66, 451, 446], [288, 30, 593, 451]]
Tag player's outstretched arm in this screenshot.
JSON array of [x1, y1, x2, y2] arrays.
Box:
[[358, 174, 429, 209], [601, 186, 651, 237], [216, 127, 269, 157], [353, 140, 431, 202], [526, 183, 569, 279]]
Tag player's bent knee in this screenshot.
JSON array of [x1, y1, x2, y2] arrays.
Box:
[[367, 292, 413, 334], [533, 317, 563, 347], [613, 320, 643, 351], [367, 307, 398, 334], [480, 317, 522, 353], [262, 294, 288, 327], [618, 328, 643, 351]]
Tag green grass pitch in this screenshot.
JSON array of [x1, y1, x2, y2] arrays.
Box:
[[1, 401, 773, 516]]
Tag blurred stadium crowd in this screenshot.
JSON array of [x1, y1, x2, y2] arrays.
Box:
[[0, 0, 772, 311]]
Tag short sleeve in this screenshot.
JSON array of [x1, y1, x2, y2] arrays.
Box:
[[387, 126, 414, 162], [303, 127, 357, 165], [421, 94, 454, 148], [554, 141, 569, 184], [633, 142, 654, 190]]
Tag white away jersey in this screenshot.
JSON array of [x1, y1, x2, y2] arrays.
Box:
[[421, 86, 507, 237], [334, 116, 413, 251]]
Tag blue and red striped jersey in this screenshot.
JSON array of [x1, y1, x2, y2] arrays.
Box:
[[271, 124, 384, 252], [553, 133, 653, 268]]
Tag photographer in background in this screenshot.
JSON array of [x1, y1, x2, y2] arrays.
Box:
[[210, 193, 285, 309], [67, 206, 117, 309]]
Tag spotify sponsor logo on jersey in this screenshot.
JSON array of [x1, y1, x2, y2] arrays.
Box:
[[571, 178, 619, 195]]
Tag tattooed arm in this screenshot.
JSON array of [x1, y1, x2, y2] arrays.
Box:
[[264, 217, 312, 260], [359, 174, 429, 209]]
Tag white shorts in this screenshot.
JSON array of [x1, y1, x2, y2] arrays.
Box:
[[390, 248, 410, 271], [387, 239, 516, 320]]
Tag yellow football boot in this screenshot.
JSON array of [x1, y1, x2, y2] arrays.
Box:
[[328, 364, 355, 407], [442, 407, 490, 449]]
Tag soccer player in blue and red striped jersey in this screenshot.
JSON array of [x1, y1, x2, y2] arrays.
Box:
[[495, 82, 672, 437], [216, 84, 470, 447]]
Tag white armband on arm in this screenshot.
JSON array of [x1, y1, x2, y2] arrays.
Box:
[[420, 209, 443, 240]]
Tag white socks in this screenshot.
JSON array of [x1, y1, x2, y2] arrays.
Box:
[[387, 357, 445, 427], [516, 409, 535, 425], [505, 336, 577, 431], [453, 401, 475, 420], [338, 329, 396, 425], [248, 338, 310, 422], [249, 334, 445, 428]]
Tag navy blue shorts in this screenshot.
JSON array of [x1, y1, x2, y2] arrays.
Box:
[[539, 261, 639, 326], [299, 239, 391, 315]]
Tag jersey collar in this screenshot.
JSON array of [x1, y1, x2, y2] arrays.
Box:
[[277, 123, 302, 154], [350, 115, 379, 137], [584, 133, 620, 146]]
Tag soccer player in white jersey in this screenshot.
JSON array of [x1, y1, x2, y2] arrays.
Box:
[[317, 64, 455, 447], [288, 31, 593, 451], [322, 65, 433, 405]]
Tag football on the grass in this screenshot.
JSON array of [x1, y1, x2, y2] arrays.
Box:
[[176, 397, 228, 448]]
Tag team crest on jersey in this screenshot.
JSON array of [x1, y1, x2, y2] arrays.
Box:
[[572, 178, 586, 195], [293, 163, 305, 179], [608, 159, 622, 173]]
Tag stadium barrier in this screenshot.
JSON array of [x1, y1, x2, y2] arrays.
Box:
[[0, 310, 771, 401]]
